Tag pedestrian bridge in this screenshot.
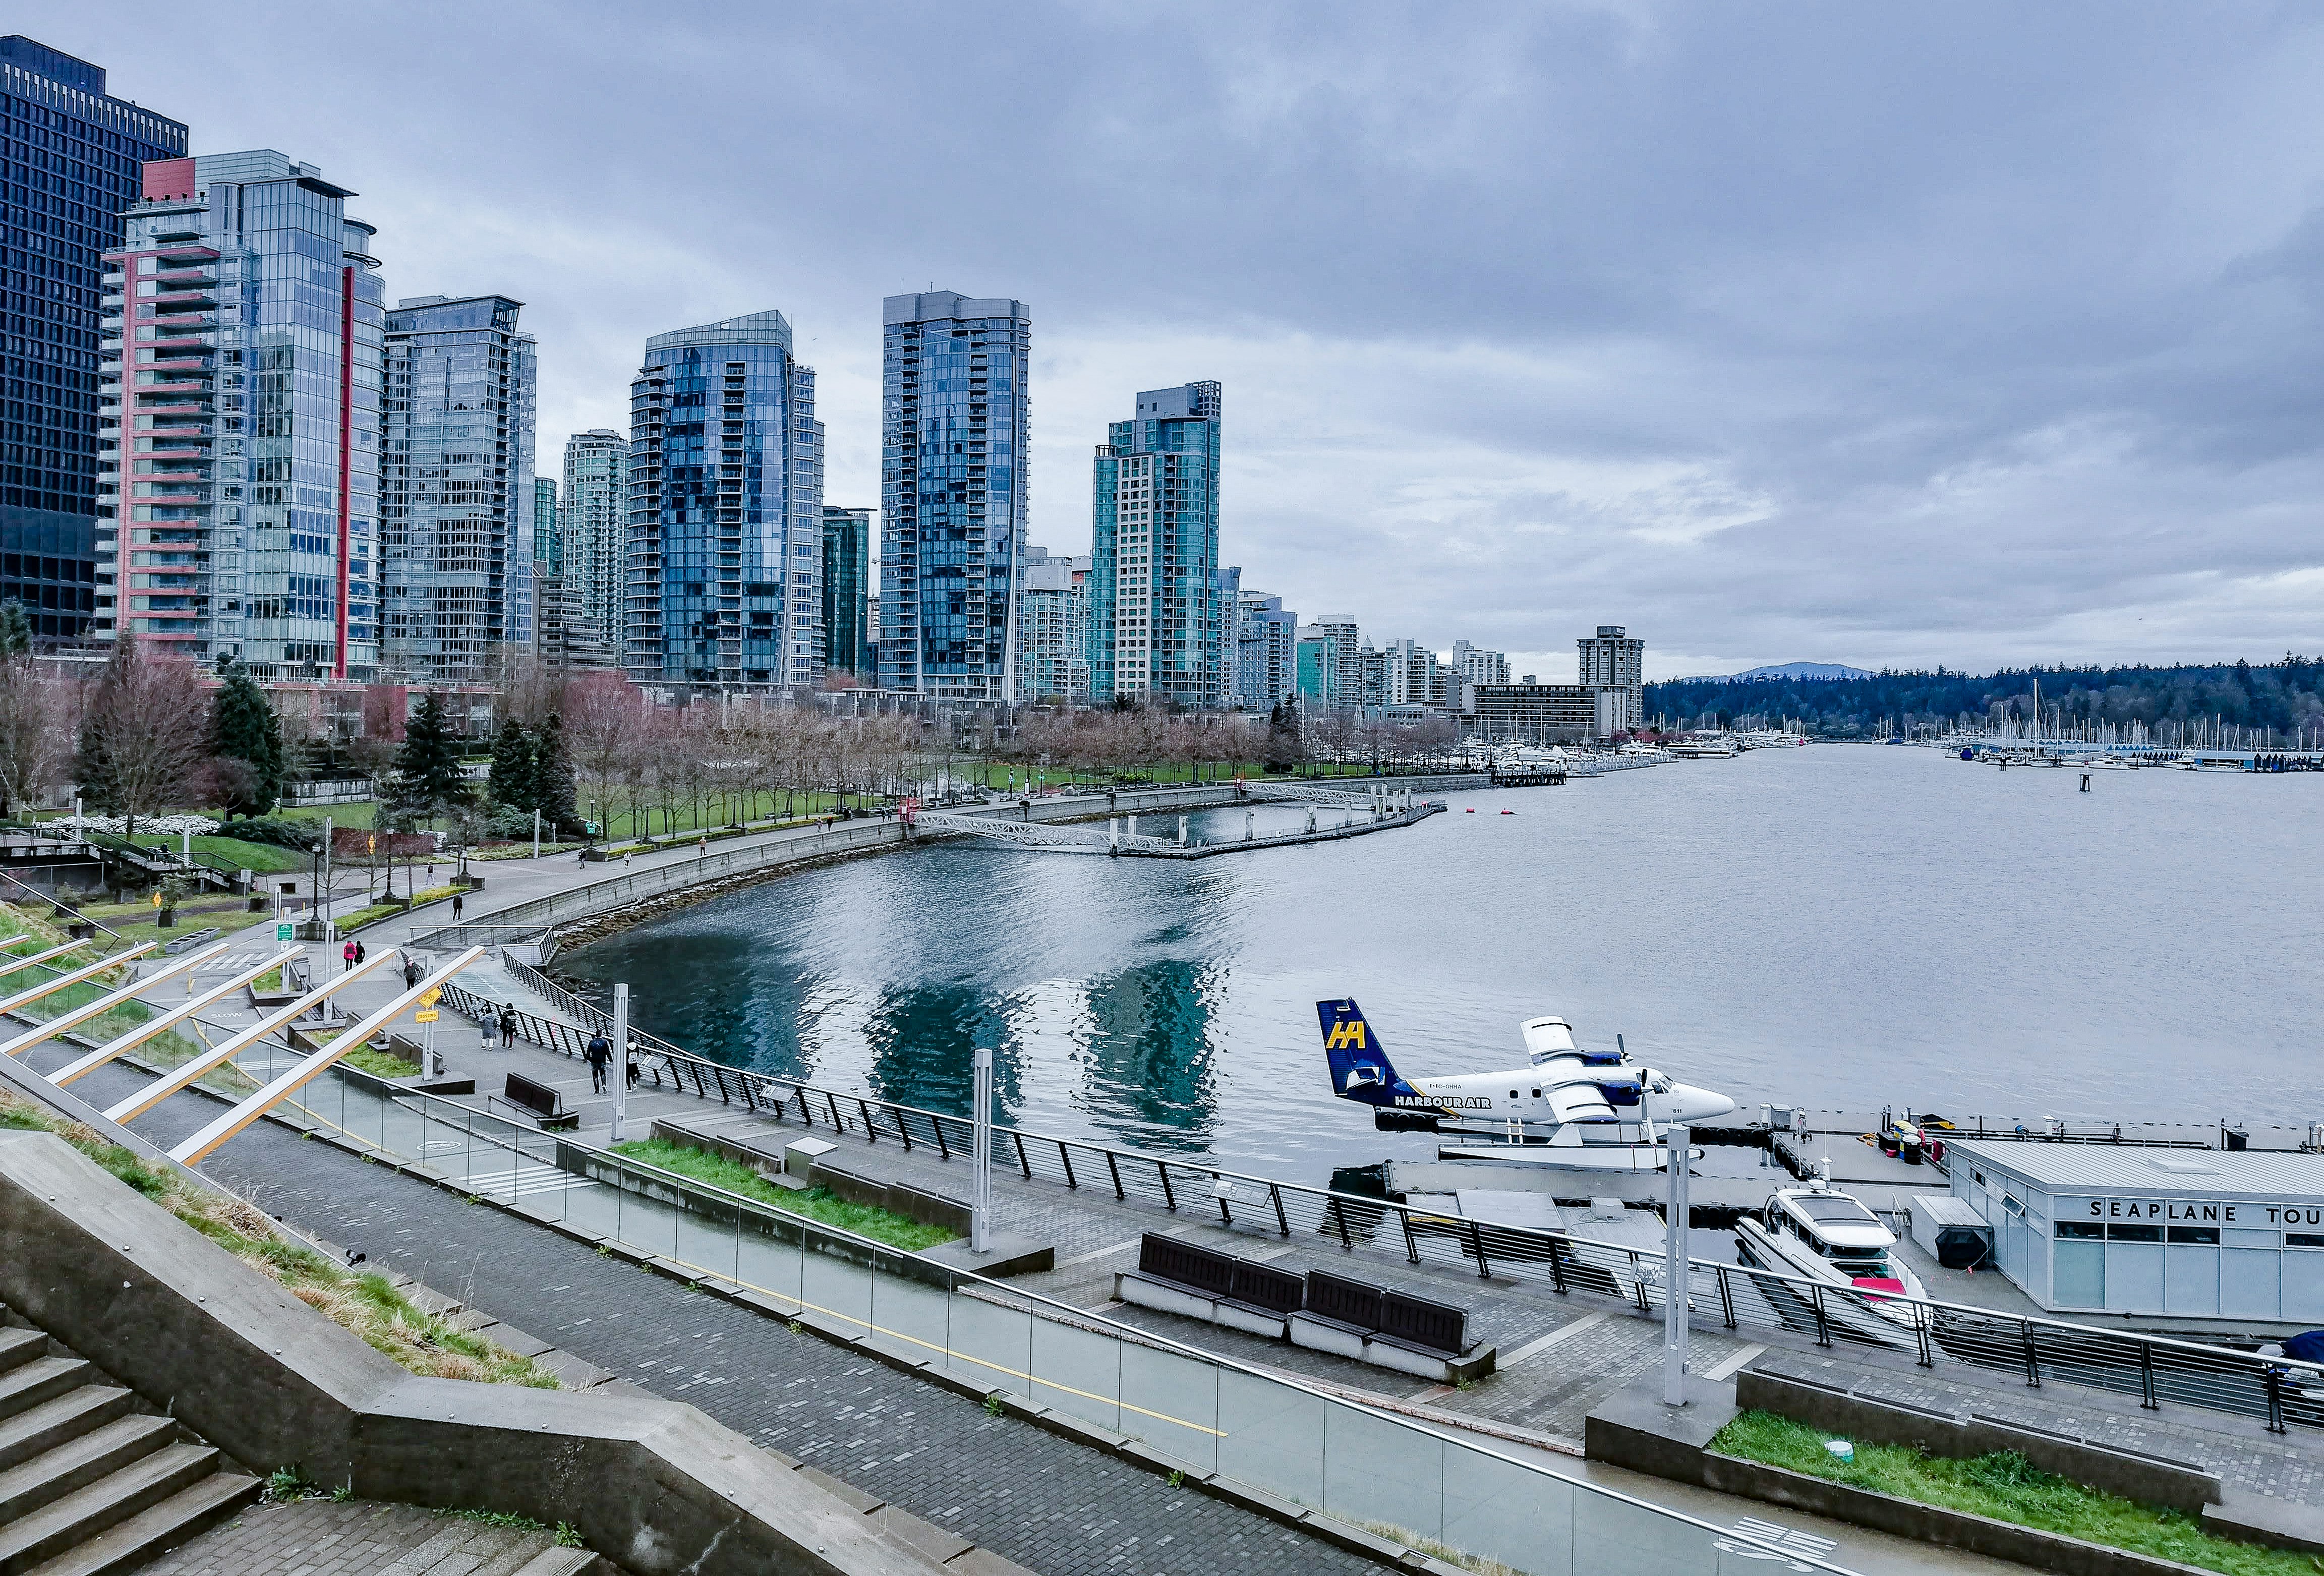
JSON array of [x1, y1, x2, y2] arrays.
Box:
[[906, 782, 1438, 857]]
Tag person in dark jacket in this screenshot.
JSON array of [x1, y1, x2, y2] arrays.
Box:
[[585, 1031, 611, 1094], [498, 1004, 519, 1047]]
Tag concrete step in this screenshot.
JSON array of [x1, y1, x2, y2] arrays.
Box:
[[0, 1442, 220, 1575], [0, 1391, 134, 1478], [15, 1472, 259, 1576], [0, 1416, 179, 1525], [463, 1525, 560, 1576], [510, 1548, 601, 1576], [0, 1364, 92, 1429], [0, 1333, 44, 1381]]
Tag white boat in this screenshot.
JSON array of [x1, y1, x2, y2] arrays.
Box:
[[1733, 1174, 1927, 1324], [1668, 735, 1738, 759]]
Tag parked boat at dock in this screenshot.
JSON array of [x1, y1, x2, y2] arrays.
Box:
[[1734, 1171, 1928, 1323]]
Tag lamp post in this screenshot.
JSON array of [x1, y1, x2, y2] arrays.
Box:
[[611, 982, 629, 1144], [971, 1045, 992, 1253], [1664, 1126, 1691, 1406]]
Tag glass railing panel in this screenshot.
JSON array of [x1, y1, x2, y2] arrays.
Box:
[[945, 1287, 1034, 1397], [734, 1204, 805, 1307], [1026, 1315, 1121, 1433], [675, 1191, 741, 1282], [1440, 1441, 1576, 1576], [1117, 1339, 1219, 1477], [379, 1092, 430, 1165], [1216, 1364, 1321, 1506], [1573, 1481, 1723, 1576], [800, 1231, 875, 1337], [1320, 1397, 1444, 1547], [869, 1254, 952, 1368]]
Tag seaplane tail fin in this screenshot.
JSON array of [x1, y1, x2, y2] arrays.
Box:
[[1317, 999, 1404, 1106]]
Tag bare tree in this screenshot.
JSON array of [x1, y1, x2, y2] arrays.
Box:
[[72, 636, 207, 839], [561, 670, 644, 843], [0, 658, 74, 819]]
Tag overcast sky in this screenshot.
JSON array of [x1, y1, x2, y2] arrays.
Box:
[[42, 3, 2324, 679]]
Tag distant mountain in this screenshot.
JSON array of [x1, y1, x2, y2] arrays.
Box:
[[1684, 661, 1875, 683]]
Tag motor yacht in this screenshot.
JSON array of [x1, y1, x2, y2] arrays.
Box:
[[1734, 1173, 1927, 1320]]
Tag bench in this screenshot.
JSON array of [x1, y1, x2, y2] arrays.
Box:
[[1114, 1235, 1493, 1380], [489, 1070, 578, 1130]]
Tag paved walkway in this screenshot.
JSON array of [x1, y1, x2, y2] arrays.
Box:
[[47, 1054, 1375, 1576]]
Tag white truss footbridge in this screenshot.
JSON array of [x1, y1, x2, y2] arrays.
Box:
[[907, 810, 1174, 852]]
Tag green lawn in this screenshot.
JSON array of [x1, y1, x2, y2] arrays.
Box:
[[609, 1137, 955, 1251], [1710, 1411, 2310, 1576], [0, 903, 252, 1094]]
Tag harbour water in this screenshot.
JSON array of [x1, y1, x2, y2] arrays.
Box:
[[557, 747, 2323, 1184]]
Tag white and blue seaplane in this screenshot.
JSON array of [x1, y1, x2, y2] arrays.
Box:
[[1318, 998, 1736, 1172]]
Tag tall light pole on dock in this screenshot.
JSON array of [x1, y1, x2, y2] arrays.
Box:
[[611, 983, 630, 1144], [1664, 1127, 1691, 1406], [972, 1045, 993, 1252]]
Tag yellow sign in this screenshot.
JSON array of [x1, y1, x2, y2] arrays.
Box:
[[419, 986, 442, 1006], [1325, 1020, 1366, 1050], [414, 1009, 439, 1023]]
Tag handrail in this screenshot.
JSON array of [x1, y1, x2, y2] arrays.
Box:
[[0, 868, 125, 946], [306, 1069, 1861, 1576], [460, 951, 2324, 1436]]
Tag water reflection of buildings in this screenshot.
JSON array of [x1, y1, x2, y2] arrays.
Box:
[[1076, 960, 1222, 1153], [862, 983, 1025, 1117]]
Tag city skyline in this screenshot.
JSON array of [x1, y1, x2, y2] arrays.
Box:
[[17, 7, 2324, 682]]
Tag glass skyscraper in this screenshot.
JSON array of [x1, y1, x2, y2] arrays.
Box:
[[1089, 382, 1225, 707], [560, 427, 626, 658], [878, 290, 1030, 699], [627, 312, 823, 688], [97, 151, 385, 678], [3, 37, 186, 640], [379, 294, 536, 684], [821, 505, 873, 682]]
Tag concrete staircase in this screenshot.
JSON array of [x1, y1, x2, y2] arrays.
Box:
[[0, 1310, 259, 1576]]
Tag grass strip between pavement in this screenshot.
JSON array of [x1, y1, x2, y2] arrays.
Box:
[[610, 1136, 956, 1251], [1710, 1410, 2318, 1576]]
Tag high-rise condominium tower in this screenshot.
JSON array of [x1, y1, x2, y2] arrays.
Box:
[[560, 429, 626, 657], [6, 38, 186, 641], [627, 312, 823, 687], [878, 290, 1030, 699], [1577, 623, 1645, 730], [379, 294, 536, 684], [1017, 544, 1090, 702], [822, 505, 873, 682], [1089, 382, 1224, 707], [98, 151, 384, 677], [1236, 591, 1298, 710]]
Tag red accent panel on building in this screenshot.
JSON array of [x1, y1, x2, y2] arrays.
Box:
[[335, 266, 354, 680], [141, 158, 196, 201]]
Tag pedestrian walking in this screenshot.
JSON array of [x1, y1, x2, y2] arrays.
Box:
[[480, 1010, 497, 1049], [498, 1004, 519, 1048], [585, 1030, 610, 1093], [624, 849, 634, 867], [625, 1035, 641, 1087], [403, 956, 423, 989], [698, 835, 708, 857], [341, 938, 358, 973], [354, 941, 367, 965], [451, 892, 463, 921]]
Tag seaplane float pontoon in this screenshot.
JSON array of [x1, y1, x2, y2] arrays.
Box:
[[1317, 999, 1735, 1172]]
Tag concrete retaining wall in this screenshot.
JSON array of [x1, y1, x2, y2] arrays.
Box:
[[0, 1128, 963, 1576], [1736, 1368, 2222, 1512]]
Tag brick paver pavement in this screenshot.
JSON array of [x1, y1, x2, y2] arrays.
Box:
[[143, 1497, 554, 1575]]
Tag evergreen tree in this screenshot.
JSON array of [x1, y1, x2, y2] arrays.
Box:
[[390, 690, 470, 815], [207, 657, 285, 818], [532, 711, 578, 832], [0, 602, 30, 658], [487, 718, 537, 812]]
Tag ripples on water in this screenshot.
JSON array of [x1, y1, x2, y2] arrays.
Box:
[[558, 750, 2323, 1182]]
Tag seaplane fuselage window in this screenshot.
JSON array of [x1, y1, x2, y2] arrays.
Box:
[[1509, 1090, 1519, 1100], [1532, 1089, 1542, 1098]]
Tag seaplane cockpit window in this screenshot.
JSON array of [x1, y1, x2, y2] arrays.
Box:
[[1648, 1076, 1671, 1094]]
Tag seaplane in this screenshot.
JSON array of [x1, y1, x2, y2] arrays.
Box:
[[1317, 999, 1736, 1171]]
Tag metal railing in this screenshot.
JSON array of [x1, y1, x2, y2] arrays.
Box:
[[452, 953, 2324, 1437], [282, 1063, 1860, 1576]]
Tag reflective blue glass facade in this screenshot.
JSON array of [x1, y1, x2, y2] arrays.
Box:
[[2, 37, 186, 640], [98, 150, 384, 678], [627, 312, 823, 688], [821, 504, 873, 682], [1089, 381, 1224, 707], [560, 428, 625, 656], [380, 293, 536, 683], [878, 290, 1029, 699]]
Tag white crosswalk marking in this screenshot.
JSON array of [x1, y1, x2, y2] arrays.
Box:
[[196, 950, 272, 973], [453, 1162, 595, 1200]]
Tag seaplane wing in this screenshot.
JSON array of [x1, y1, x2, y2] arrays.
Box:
[[1542, 1076, 1619, 1124]]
